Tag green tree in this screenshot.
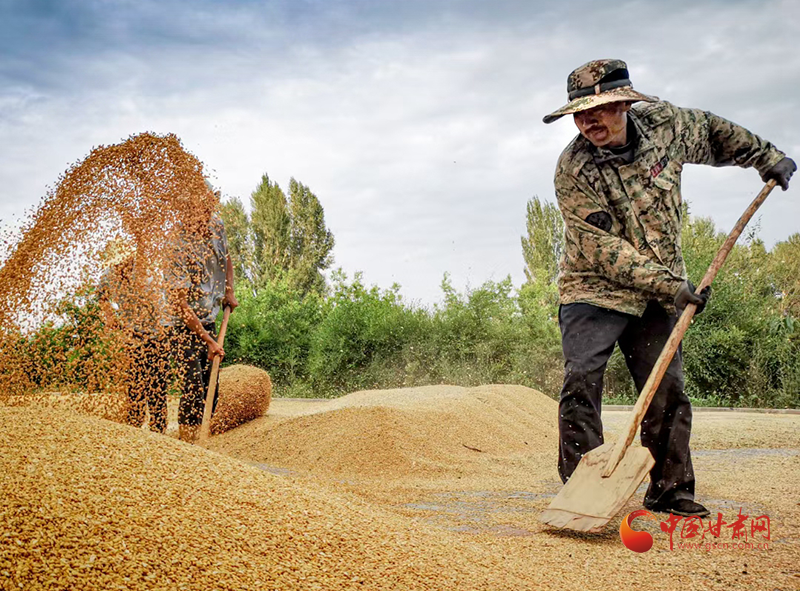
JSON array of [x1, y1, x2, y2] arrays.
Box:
[[227, 174, 334, 295], [521, 196, 564, 285], [518, 196, 564, 385], [287, 178, 335, 294], [219, 196, 252, 285], [250, 173, 291, 287]]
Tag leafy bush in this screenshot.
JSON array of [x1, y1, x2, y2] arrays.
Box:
[[224, 278, 323, 386], [3, 291, 122, 395], [680, 215, 797, 407], [306, 271, 425, 394]]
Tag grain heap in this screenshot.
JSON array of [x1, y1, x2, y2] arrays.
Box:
[[0, 133, 219, 433], [202, 387, 800, 591], [210, 364, 272, 435], [2, 391, 798, 590], [2, 390, 129, 423], [0, 405, 533, 590], [209, 384, 562, 481]]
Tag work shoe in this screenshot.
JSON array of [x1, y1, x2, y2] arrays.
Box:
[[645, 499, 710, 518]]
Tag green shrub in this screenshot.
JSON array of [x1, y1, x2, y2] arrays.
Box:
[[680, 215, 798, 407], [306, 271, 425, 394], [224, 278, 323, 386]]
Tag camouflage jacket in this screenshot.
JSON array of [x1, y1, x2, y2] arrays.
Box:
[[554, 101, 785, 316]]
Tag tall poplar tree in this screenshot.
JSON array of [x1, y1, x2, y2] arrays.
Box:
[[250, 173, 291, 286], [219, 196, 252, 284], [219, 173, 335, 295], [287, 178, 335, 294], [521, 196, 563, 285]]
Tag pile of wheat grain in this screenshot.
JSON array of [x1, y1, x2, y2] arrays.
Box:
[[3, 391, 799, 591], [0, 405, 533, 590], [208, 384, 560, 480]]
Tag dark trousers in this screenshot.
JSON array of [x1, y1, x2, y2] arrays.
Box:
[[558, 301, 695, 506], [177, 322, 220, 427], [126, 333, 171, 433]]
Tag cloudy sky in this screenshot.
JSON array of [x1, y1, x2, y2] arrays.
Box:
[[1, 0, 798, 306]]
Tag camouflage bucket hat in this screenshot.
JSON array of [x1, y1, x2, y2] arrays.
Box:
[[543, 59, 658, 124]]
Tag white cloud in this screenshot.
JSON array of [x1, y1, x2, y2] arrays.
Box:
[[1, 0, 798, 305]]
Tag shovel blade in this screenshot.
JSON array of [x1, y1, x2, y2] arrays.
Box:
[[539, 442, 655, 533]]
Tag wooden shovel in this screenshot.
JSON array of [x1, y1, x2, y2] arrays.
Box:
[[197, 305, 231, 443], [539, 180, 778, 533]]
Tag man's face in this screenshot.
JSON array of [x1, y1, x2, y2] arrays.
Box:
[[573, 102, 631, 148]]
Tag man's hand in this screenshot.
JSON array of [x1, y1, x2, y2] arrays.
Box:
[[762, 157, 797, 191], [207, 340, 225, 362], [223, 287, 239, 311], [674, 280, 711, 315]]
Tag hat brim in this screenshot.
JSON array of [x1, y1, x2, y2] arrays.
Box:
[[543, 87, 659, 124]]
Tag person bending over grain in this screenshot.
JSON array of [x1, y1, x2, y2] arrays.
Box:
[[167, 180, 238, 443]]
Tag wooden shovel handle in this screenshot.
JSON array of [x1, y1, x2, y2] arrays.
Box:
[[197, 305, 231, 443], [602, 180, 777, 477]]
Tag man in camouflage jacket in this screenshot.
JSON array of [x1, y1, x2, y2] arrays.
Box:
[[544, 59, 796, 517]]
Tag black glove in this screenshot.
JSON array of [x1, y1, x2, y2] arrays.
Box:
[[761, 157, 797, 191], [674, 280, 711, 315]]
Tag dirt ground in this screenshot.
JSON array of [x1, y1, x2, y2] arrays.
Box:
[[3, 385, 799, 590]]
